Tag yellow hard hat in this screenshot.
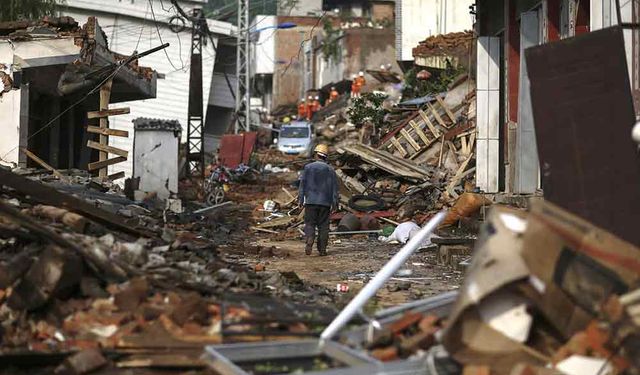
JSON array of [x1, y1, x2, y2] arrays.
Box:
[[314, 144, 329, 157], [283, 116, 291, 123]]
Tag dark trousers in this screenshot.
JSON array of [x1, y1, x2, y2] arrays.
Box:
[[304, 204, 330, 253]]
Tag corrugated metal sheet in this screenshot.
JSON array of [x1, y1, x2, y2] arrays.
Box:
[[61, 8, 218, 179], [218, 132, 257, 168]]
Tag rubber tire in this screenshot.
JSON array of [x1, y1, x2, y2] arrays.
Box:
[[206, 186, 225, 206], [348, 194, 386, 212]]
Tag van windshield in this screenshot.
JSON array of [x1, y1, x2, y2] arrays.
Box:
[[280, 127, 309, 138]]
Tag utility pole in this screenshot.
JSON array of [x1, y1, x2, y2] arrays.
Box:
[[235, 0, 250, 133], [186, 9, 205, 178]]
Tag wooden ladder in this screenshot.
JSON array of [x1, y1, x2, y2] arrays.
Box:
[[381, 98, 459, 160], [86, 79, 130, 180]]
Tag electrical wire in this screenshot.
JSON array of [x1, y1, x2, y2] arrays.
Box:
[[148, 0, 185, 71], [135, 0, 150, 51], [280, 11, 327, 76], [0, 59, 131, 161]]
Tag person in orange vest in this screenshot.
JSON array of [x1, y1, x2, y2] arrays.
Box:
[[312, 95, 321, 113], [355, 71, 366, 91], [350, 74, 360, 98], [297, 98, 307, 120], [306, 95, 314, 120]]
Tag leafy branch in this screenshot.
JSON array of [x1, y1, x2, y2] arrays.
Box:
[[347, 92, 388, 128]]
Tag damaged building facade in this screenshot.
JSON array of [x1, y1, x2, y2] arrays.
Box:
[[250, 0, 398, 114], [0, 17, 157, 172], [58, 0, 236, 175], [473, 0, 640, 195], [395, 0, 475, 69]]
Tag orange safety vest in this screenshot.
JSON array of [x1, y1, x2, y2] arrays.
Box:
[[297, 103, 307, 119]]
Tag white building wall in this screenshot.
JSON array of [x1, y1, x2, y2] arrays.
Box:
[[252, 15, 276, 75], [60, 0, 232, 177], [396, 0, 474, 61]]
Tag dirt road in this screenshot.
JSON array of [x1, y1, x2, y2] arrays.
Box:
[[245, 236, 463, 309]]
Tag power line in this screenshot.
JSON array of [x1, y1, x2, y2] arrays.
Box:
[[281, 11, 327, 76], [148, 0, 185, 71], [0, 59, 130, 161]]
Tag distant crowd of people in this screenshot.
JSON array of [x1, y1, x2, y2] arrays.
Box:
[[296, 71, 368, 120]]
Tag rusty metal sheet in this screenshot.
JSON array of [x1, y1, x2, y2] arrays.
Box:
[[218, 132, 257, 169], [525, 26, 640, 245]]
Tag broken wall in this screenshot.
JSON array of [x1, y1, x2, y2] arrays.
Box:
[[0, 37, 80, 167]]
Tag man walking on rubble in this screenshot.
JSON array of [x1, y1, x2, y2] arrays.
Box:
[[298, 144, 339, 256]]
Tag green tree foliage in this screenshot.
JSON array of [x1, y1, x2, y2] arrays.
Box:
[[402, 61, 464, 100], [0, 0, 63, 22], [347, 92, 388, 128], [321, 19, 340, 62]]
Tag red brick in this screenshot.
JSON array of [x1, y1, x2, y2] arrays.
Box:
[[388, 311, 423, 334], [370, 346, 398, 362]]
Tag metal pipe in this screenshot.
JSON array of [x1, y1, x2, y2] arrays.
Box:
[[193, 201, 233, 214], [328, 230, 382, 235], [319, 211, 446, 343]]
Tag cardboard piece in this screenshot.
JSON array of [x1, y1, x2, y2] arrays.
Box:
[[442, 201, 640, 372]]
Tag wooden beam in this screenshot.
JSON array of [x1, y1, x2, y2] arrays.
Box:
[[467, 133, 476, 157], [87, 107, 130, 119], [0, 168, 153, 238], [88, 156, 127, 171], [437, 135, 445, 168], [400, 129, 421, 152], [427, 102, 447, 128], [108, 171, 125, 181], [390, 137, 408, 157], [87, 140, 128, 158], [87, 126, 129, 137], [408, 120, 431, 145], [446, 154, 474, 193], [98, 79, 113, 178], [461, 135, 468, 155], [20, 148, 67, 181], [436, 96, 457, 123]]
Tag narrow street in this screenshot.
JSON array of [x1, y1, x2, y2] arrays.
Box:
[[0, 1, 639, 374]]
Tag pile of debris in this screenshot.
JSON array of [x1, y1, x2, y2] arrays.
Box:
[[205, 200, 640, 375], [0, 166, 340, 372], [412, 30, 475, 57]]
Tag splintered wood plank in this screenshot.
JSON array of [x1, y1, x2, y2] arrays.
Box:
[[438, 135, 445, 168], [87, 140, 128, 158], [20, 148, 66, 181], [87, 107, 130, 119], [436, 96, 457, 123], [88, 156, 127, 171], [400, 129, 421, 152], [467, 133, 476, 157], [461, 135, 468, 155], [108, 171, 125, 181], [390, 137, 408, 157], [427, 102, 447, 128], [87, 126, 129, 137], [409, 120, 431, 145]]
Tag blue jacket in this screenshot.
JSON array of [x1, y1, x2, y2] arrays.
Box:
[[299, 160, 339, 208]]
